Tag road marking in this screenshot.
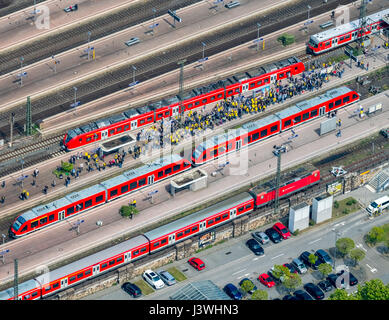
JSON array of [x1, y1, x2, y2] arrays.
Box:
[[252, 255, 266, 261], [334, 222, 345, 227], [366, 264, 377, 273], [232, 268, 246, 276], [308, 238, 321, 245], [271, 253, 284, 260], [356, 243, 367, 252]]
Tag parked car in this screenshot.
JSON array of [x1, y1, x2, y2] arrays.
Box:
[[327, 270, 358, 288], [64, 4, 78, 12], [188, 257, 205, 271], [142, 269, 165, 289], [315, 249, 334, 266], [293, 289, 314, 300], [258, 273, 275, 288], [327, 273, 344, 289], [304, 283, 325, 300], [318, 280, 333, 292], [239, 278, 257, 294], [121, 282, 142, 298], [158, 270, 176, 286], [246, 238, 264, 256], [299, 251, 321, 270], [337, 270, 358, 286], [265, 228, 282, 243], [283, 294, 299, 300], [272, 222, 291, 239], [252, 231, 270, 244], [291, 258, 307, 274], [381, 128, 389, 138], [224, 283, 243, 300], [283, 263, 298, 274]]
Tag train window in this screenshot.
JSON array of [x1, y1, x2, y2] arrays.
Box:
[[77, 273, 83, 279], [219, 147, 226, 154], [157, 114, 162, 119], [352, 94, 358, 99], [121, 185, 129, 193], [110, 189, 118, 197], [86, 137, 92, 142], [161, 239, 167, 244], [153, 242, 159, 248], [326, 41, 330, 46], [310, 109, 318, 117], [260, 129, 267, 137], [207, 219, 214, 225], [340, 36, 344, 41], [158, 171, 163, 178], [117, 127, 122, 133], [117, 257, 123, 263], [252, 132, 259, 141], [279, 73, 284, 78], [217, 93, 223, 98], [147, 117, 152, 122], [164, 111, 170, 116], [264, 78, 269, 83], [139, 178, 146, 186], [67, 207, 74, 215], [329, 102, 334, 109], [238, 206, 244, 212], [32, 292, 38, 297], [335, 99, 341, 106], [24, 295, 30, 300], [165, 168, 172, 175], [210, 96, 215, 101], [227, 143, 232, 150], [343, 96, 350, 103], [85, 199, 92, 208], [284, 119, 292, 127], [192, 226, 198, 232], [44, 286, 51, 292], [245, 204, 251, 209], [133, 250, 139, 256], [270, 125, 278, 132], [222, 213, 229, 219], [79, 138, 82, 142], [40, 217, 47, 225], [173, 164, 181, 171], [212, 149, 217, 156], [85, 270, 91, 276], [195, 101, 200, 106], [76, 203, 84, 211], [257, 80, 262, 86], [101, 263, 107, 269], [188, 103, 193, 108], [202, 99, 207, 104], [53, 283, 59, 289], [234, 88, 240, 93], [109, 129, 115, 135], [96, 195, 104, 203], [227, 90, 233, 95], [140, 119, 145, 125], [109, 260, 115, 266], [294, 115, 301, 123], [244, 136, 251, 144], [21, 225, 27, 232], [184, 229, 190, 234], [69, 276, 76, 282], [215, 216, 221, 222], [177, 232, 183, 238], [250, 82, 255, 88], [302, 112, 309, 120], [124, 125, 129, 130], [49, 214, 55, 221], [31, 220, 38, 228], [203, 153, 207, 160]]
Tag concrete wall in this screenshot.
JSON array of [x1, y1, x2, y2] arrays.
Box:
[[312, 195, 333, 224], [288, 203, 310, 233]]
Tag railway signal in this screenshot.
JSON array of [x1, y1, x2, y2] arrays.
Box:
[[71, 86, 80, 108], [0, 249, 10, 264], [168, 9, 181, 27]]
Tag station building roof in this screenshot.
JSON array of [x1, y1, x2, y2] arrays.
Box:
[[170, 280, 231, 300]]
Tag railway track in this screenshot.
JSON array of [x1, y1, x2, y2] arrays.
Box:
[[0, 0, 357, 140], [0, 0, 47, 18]]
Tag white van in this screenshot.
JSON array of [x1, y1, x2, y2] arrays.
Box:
[[366, 195, 389, 215]]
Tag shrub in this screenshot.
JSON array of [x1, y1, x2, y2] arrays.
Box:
[[120, 205, 139, 218], [336, 238, 355, 256], [334, 200, 339, 209], [277, 34, 295, 46]]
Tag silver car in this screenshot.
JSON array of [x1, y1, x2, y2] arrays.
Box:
[[291, 258, 307, 274], [158, 270, 176, 286], [252, 231, 270, 245]]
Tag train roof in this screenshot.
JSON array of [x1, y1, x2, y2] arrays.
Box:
[[144, 192, 253, 241], [275, 105, 301, 120], [64, 184, 106, 203], [250, 164, 317, 195], [0, 279, 38, 300], [36, 236, 149, 287], [241, 114, 280, 132], [310, 8, 389, 43], [196, 128, 242, 151], [123, 108, 140, 119], [20, 197, 71, 221]]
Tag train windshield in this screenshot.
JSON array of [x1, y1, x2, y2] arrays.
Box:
[[64, 130, 76, 144], [12, 216, 26, 231], [308, 38, 318, 48]]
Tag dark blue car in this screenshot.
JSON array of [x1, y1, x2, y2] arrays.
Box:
[[224, 283, 243, 300]]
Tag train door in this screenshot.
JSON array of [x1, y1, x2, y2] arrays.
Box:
[[230, 208, 237, 219], [168, 234, 176, 245], [270, 74, 277, 83], [101, 129, 108, 140], [60, 278, 68, 289], [332, 38, 338, 47], [92, 265, 100, 275], [199, 221, 206, 232], [131, 120, 137, 130], [242, 83, 249, 93], [235, 139, 242, 151], [148, 175, 155, 185], [172, 106, 179, 117], [58, 210, 65, 221], [319, 106, 326, 116]]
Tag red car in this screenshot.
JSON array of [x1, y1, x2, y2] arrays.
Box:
[[188, 257, 205, 271], [258, 273, 275, 288], [272, 222, 291, 240]]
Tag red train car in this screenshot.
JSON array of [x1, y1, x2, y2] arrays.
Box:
[[308, 8, 389, 54], [191, 86, 359, 165], [63, 57, 305, 150]]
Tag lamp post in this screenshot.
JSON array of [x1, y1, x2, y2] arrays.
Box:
[[201, 42, 206, 61], [87, 31, 92, 60], [256, 23, 261, 52], [20, 57, 24, 87], [132, 65, 136, 84], [73, 86, 78, 106]]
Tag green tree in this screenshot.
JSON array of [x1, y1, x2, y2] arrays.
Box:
[[308, 253, 318, 266], [328, 289, 357, 300], [317, 263, 333, 278], [366, 226, 385, 246], [282, 273, 302, 292], [240, 279, 255, 294], [61, 161, 73, 172], [355, 279, 389, 300], [349, 248, 366, 265], [336, 238, 355, 256], [251, 289, 268, 300], [119, 205, 139, 218], [271, 265, 290, 282]]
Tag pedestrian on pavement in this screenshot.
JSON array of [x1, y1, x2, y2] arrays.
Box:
[[130, 213, 133, 220], [336, 129, 341, 138], [52, 179, 56, 187], [1, 181, 5, 188], [0, 195, 5, 204], [32, 179, 36, 186]]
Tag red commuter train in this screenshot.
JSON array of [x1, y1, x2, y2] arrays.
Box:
[[1, 164, 320, 300], [191, 86, 359, 164], [308, 8, 389, 54], [62, 57, 305, 150]]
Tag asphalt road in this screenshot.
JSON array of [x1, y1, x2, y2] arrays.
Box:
[[84, 186, 389, 300]]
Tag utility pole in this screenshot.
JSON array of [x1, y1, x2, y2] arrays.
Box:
[[26, 96, 32, 136], [274, 151, 281, 215], [9, 112, 15, 148], [178, 59, 187, 121], [358, 0, 368, 48], [14, 259, 18, 300]]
